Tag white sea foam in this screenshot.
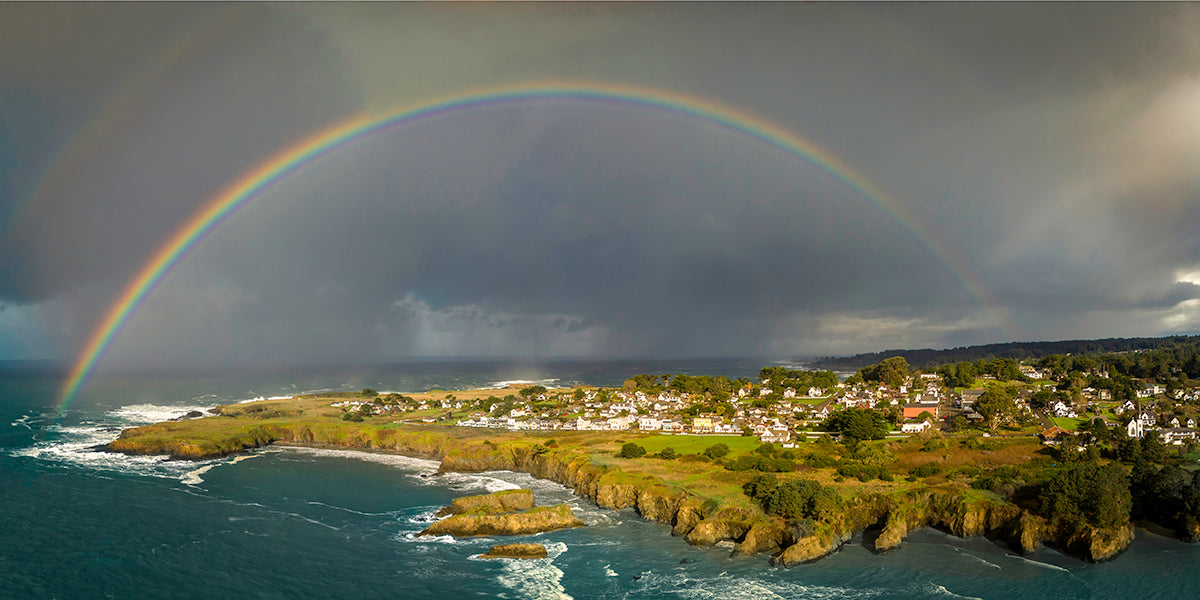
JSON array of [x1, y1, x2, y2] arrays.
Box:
[[1010, 555, 1070, 572], [951, 547, 1002, 570], [181, 464, 217, 485], [922, 583, 984, 600], [494, 541, 573, 600], [278, 446, 441, 474], [489, 378, 560, 390], [604, 564, 618, 577], [628, 572, 884, 600], [11, 403, 227, 479], [108, 403, 218, 424]]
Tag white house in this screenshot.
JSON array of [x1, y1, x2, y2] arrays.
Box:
[[1127, 418, 1145, 439], [901, 421, 932, 434]]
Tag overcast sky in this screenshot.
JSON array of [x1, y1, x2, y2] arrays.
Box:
[[3, 3, 1200, 368]]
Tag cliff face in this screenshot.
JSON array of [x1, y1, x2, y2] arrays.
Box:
[[420, 504, 585, 537]]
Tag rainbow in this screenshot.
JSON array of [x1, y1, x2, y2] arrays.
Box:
[[56, 80, 1006, 411]]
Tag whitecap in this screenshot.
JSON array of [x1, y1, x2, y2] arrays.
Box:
[[489, 378, 560, 390], [494, 541, 573, 600], [604, 564, 618, 577], [181, 464, 217, 485], [923, 583, 984, 600], [278, 446, 440, 474], [1010, 555, 1070, 572]]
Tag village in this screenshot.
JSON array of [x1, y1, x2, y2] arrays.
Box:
[[329, 359, 1200, 452]]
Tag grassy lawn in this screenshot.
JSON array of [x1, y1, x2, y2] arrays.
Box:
[[791, 396, 832, 406], [632, 434, 763, 456], [1051, 416, 1086, 431]]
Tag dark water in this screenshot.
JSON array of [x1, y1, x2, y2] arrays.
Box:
[[4, 360, 1199, 599]]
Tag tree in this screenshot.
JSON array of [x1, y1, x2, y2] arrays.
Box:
[[519, 385, 547, 398], [762, 479, 842, 523], [975, 386, 1016, 430], [859, 356, 910, 388], [822, 408, 890, 441], [659, 447, 677, 460], [618, 443, 646, 459], [702, 443, 730, 459], [361, 388, 378, 397], [1037, 462, 1131, 530]]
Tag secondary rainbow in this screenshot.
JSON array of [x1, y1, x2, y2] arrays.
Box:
[[57, 80, 1007, 411]]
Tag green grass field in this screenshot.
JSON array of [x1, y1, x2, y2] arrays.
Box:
[[631, 434, 763, 456], [1051, 416, 1086, 431]]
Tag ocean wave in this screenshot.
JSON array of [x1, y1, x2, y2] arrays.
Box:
[[181, 464, 217, 485], [921, 583, 984, 600], [1009, 555, 1070, 572], [495, 541, 572, 600], [628, 572, 885, 600], [952, 548, 1001, 570], [277, 446, 441, 474], [107, 403, 218, 424], [489, 378, 560, 390]]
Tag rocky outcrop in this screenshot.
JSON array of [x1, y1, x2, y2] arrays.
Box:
[[735, 518, 794, 556], [434, 489, 534, 518], [774, 528, 844, 566], [685, 507, 757, 546], [420, 504, 584, 537], [480, 543, 548, 559], [1182, 515, 1200, 543]]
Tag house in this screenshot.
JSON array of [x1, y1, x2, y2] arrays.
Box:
[[902, 403, 940, 420], [1052, 401, 1077, 418], [1127, 418, 1145, 439], [807, 387, 824, 397], [760, 428, 790, 444], [661, 419, 684, 433], [690, 417, 714, 434], [638, 416, 661, 431], [1139, 411, 1157, 427], [1040, 426, 1069, 445], [959, 389, 984, 409], [901, 421, 932, 434], [1160, 428, 1198, 446], [1121, 400, 1137, 413]]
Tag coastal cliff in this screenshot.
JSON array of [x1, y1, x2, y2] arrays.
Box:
[[104, 412, 1143, 564]]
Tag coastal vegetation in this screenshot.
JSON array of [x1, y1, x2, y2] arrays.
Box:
[[104, 339, 1200, 565]]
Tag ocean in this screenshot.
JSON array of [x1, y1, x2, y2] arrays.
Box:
[[3, 359, 1199, 600]]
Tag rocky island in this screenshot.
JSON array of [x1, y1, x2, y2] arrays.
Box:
[[480, 543, 549, 560], [420, 489, 584, 537]]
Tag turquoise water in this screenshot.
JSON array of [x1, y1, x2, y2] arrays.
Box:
[[4, 360, 1200, 599]]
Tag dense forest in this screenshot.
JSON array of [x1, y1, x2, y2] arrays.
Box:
[[810, 335, 1200, 370]]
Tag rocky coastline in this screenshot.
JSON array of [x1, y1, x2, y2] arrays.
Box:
[[105, 420, 1142, 564]]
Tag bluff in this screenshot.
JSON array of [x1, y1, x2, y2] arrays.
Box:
[[104, 415, 1141, 564]]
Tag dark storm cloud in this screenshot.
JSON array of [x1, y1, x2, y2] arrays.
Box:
[[3, 3, 1200, 364], [0, 3, 360, 302]]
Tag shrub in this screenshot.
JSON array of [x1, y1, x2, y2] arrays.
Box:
[[659, 447, 677, 460], [911, 463, 942, 478], [805, 452, 837, 469], [702, 443, 731, 459], [618, 442, 647, 459]]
